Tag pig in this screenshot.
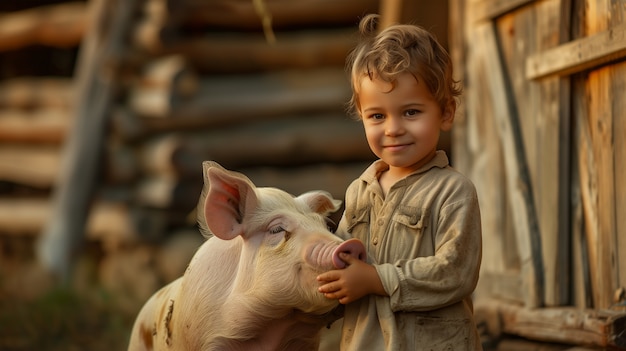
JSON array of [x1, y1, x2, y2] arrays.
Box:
[[127, 161, 366, 351]]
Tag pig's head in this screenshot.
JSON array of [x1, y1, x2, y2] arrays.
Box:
[[198, 161, 365, 319]]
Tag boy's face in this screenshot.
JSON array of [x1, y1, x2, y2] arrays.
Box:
[[358, 72, 454, 176]]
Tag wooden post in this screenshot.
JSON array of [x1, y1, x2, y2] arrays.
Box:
[[36, 0, 142, 282]]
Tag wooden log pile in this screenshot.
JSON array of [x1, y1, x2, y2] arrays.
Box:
[[0, 0, 379, 305], [104, 0, 379, 244]]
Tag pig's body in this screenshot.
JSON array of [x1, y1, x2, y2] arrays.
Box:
[[128, 162, 365, 351]]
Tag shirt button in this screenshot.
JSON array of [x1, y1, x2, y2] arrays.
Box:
[[372, 237, 378, 245], [377, 219, 384, 226]]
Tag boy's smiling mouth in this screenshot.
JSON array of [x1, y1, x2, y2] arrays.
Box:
[[383, 143, 412, 151]]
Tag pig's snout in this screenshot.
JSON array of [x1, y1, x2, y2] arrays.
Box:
[[332, 239, 366, 269]]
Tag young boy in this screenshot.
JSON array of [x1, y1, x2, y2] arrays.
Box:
[[317, 14, 483, 350]]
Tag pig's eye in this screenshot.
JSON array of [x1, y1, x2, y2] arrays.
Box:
[[269, 225, 285, 234], [325, 217, 337, 232]]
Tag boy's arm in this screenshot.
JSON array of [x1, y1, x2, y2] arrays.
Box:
[[378, 195, 482, 312]]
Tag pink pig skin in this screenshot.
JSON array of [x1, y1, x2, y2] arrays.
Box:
[[128, 162, 365, 351]]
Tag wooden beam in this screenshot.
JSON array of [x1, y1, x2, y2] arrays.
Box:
[[526, 23, 626, 80], [475, 299, 626, 348], [469, 0, 536, 23]]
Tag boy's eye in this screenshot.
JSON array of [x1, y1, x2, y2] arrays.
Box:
[[370, 113, 384, 120], [405, 109, 421, 116]]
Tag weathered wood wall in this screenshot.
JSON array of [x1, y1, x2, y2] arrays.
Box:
[[450, 0, 626, 348]]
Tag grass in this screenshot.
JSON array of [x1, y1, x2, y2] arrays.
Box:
[[0, 287, 136, 351]]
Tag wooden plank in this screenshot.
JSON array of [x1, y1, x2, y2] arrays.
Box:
[[475, 299, 626, 348], [469, 0, 536, 23], [575, 75, 602, 309], [526, 22, 626, 80], [37, 0, 143, 281], [569, 0, 593, 312], [570, 141, 594, 310], [475, 22, 544, 307], [613, 63, 626, 301], [588, 70, 618, 310], [606, 0, 626, 306], [464, 19, 513, 301], [532, 0, 562, 307], [580, 0, 620, 310], [495, 1, 563, 307], [0, 2, 87, 51]]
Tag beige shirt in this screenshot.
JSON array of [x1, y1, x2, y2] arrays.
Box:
[[335, 151, 483, 351]]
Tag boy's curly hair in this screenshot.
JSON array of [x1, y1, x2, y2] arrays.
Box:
[[346, 14, 462, 117]]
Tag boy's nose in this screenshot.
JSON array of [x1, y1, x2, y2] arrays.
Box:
[[384, 117, 405, 136]]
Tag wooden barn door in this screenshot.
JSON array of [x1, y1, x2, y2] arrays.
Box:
[[451, 0, 626, 312], [450, 0, 626, 346]]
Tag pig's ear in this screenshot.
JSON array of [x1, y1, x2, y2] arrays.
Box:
[[201, 161, 258, 240], [298, 191, 342, 216]]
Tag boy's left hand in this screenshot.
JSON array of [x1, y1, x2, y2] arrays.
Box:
[[316, 252, 386, 304]]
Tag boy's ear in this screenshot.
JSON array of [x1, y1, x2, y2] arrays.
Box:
[[441, 100, 456, 131]]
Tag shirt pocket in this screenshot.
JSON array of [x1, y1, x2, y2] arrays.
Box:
[[345, 206, 370, 240], [392, 205, 429, 230], [389, 206, 431, 258]]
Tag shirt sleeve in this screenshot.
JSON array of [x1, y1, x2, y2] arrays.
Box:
[[377, 189, 482, 312]]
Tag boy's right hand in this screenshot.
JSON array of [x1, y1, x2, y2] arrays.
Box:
[[317, 253, 386, 304]]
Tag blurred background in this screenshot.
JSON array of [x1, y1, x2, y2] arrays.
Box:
[[1, 0, 625, 350]]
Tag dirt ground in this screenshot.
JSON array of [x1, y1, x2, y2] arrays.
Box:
[[0, 284, 596, 351]]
